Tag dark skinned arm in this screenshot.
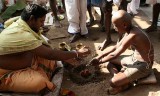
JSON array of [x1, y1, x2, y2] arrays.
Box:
[[99, 32, 135, 63], [33, 45, 90, 61]]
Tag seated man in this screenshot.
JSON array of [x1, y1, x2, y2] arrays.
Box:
[[90, 10, 154, 95], [0, 4, 90, 93], [87, 0, 127, 51]]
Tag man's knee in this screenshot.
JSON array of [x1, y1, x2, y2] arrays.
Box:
[[31, 76, 48, 93], [109, 73, 129, 88], [109, 78, 118, 88]]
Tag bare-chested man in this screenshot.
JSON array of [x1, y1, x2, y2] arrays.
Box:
[[0, 4, 90, 93], [90, 10, 154, 95]]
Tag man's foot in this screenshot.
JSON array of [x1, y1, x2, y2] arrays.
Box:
[[70, 33, 80, 43], [53, 20, 62, 28], [86, 18, 94, 27], [100, 26, 105, 32], [107, 85, 130, 95], [58, 6, 65, 14], [145, 25, 157, 32], [107, 87, 122, 95], [99, 63, 108, 68], [42, 26, 50, 34], [98, 39, 112, 51], [81, 34, 89, 39]]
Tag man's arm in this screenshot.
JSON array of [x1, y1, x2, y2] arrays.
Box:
[[90, 33, 127, 65], [96, 46, 116, 60], [32, 45, 90, 61], [99, 32, 135, 63]]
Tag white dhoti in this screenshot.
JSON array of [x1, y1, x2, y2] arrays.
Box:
[[127, 0, 140, 15], [146, 0, 159, 4], [65, 0, 88, 35]]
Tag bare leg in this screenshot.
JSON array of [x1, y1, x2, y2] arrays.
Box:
[[49, 0, 62, 27], [98, 1, 113, 51], [87, 3, 94, 27], [118, 0, 127, 11], [62, 0, 65, 10], [107, 62, 120, 76], [146, 3, 160, 32], [106, 59, 131, 95], [100, 8, 105, 32], [108, 71, 130, 95]]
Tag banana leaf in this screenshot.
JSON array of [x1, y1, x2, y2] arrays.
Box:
[[1, 0, 26, 20]]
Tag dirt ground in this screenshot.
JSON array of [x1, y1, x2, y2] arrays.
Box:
[[46, 6, 160, 96]]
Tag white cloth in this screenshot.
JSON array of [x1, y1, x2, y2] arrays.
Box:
[[113, 0, 122, 7], [65, 0, 88, 35], [127, 0, 140, 14], [146, 0, 159, 4]]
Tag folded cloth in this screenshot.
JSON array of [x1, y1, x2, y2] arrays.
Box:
[[0, 55, 57, 93], [0, 17, 49, 55]]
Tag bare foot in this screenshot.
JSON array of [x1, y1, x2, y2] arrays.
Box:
[[53, 20, 62, 28], [42, 26, 50, 34], [98, 39, 112, 51], [99, 63, 108, 68], [86, 18, 94, 27], [107, 85, 130, 95], [69, 33, 80, 43]]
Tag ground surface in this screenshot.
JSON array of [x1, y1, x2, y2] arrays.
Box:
[[46, 6, 160, 96]]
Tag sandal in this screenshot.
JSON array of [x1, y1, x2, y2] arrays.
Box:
[[57, 14, 65, 21]]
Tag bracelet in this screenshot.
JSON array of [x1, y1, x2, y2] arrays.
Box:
[[72, 50, 79, 58]]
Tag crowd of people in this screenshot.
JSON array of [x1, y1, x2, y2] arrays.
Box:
[[0, 0, 159, 95]]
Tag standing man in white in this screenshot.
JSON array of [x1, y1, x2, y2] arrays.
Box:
[[65, 0, 88, 43]]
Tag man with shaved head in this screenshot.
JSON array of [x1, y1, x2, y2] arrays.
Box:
[[90, 10, 154, 95]]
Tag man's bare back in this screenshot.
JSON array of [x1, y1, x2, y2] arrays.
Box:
[[129, 27, 154, 65]]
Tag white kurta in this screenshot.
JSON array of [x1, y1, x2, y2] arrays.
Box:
[[65, 0, 88, 35]]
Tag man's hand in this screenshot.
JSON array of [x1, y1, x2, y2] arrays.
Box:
[[77, 46, 90, 58]]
